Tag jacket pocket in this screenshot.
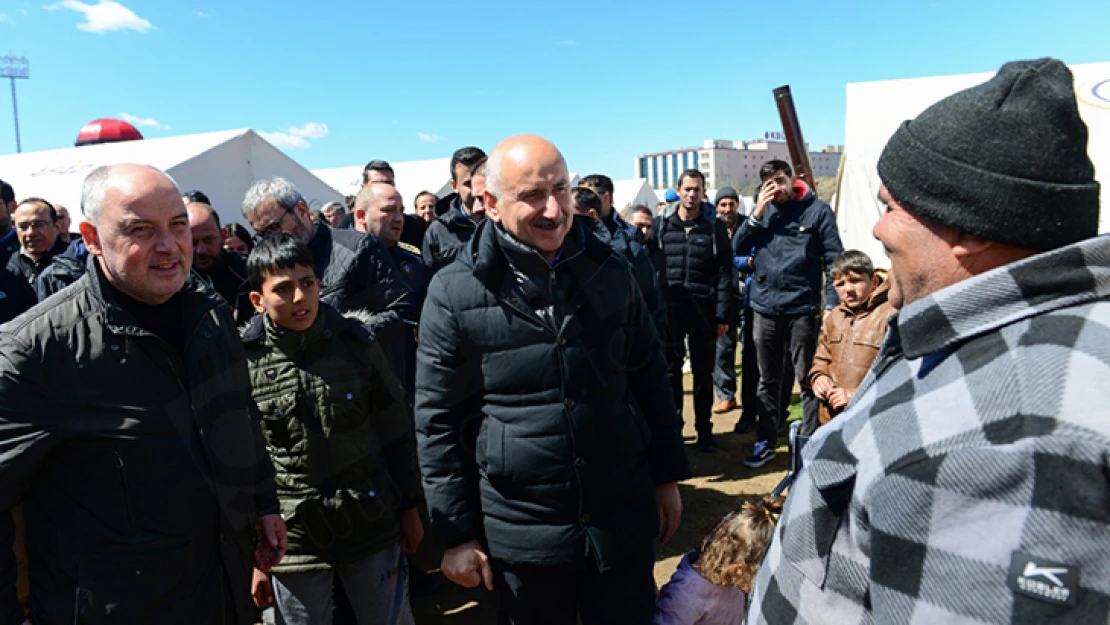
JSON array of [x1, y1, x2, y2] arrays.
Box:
[[477, 417, 508, 481], [256, 393, 300, 449], [112, 446, 135, 537]]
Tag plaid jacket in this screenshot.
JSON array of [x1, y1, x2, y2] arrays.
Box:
[[747, 236, 1110, 624]]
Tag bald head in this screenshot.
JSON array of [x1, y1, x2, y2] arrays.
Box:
[[484, 135, 573, 262], [79, 163, 192, 305], [187, 202, 224, 271], [355, 182, 404, 246]]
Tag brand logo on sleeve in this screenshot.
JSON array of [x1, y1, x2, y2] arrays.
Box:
[[1008, 552, 1078, 607]]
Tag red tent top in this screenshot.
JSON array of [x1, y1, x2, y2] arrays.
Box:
[[75, 118, 144, 147]]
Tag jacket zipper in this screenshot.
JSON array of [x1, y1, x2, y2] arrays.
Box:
[[114, 446, 136, 536]]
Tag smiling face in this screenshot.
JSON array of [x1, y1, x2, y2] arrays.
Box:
[[250, 263, 320, 333], [81, 166, 192, 305], [415, 193, 436, 224], [13, 201, 60, 261], [486, 136, 573, 262]]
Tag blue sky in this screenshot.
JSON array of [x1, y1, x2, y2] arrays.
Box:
[[0, 0, 1107, 180]]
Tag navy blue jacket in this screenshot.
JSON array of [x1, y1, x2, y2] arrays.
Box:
[[733, 187, 843, 316]]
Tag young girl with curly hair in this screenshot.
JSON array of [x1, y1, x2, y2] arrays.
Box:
[[654, 495, 785, 624]]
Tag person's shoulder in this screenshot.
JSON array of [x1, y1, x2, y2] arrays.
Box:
[[396, 241, 422, 257], [1, 274, 94, 346]]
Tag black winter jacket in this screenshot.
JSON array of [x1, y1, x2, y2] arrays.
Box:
[[422, 195, 477, 277], [307, 222, 418, 377], [733, 187, 843, 315], [0, 262, 279, 625], [590, 215, 667, 339], [197, 250, 255, 323], [0, 267, 34, 326], [5, 237, 67, 286], [650, 205, 734, 325], [33, 240, 87, 301], [416, 219, 689, 571]]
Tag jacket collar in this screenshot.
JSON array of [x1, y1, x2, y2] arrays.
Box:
[[241, 301, 369, 346], [662, 200, 717, 224], [896, 236, 1110, 359], [465, 217, 612, 288], [85, 254, 220, 339], [437, 195, 478, 230]]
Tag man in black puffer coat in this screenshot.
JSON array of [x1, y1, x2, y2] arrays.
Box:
[[417, 135, 689, 625], [650, 169, 734, 452]]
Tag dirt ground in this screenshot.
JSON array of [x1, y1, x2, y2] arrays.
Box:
[[409, 374, 792, 624]]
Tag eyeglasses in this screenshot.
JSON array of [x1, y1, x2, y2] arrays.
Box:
[[15, 220, 53, 232], [253, 210, 294, 243]]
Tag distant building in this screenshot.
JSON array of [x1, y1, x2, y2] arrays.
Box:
[[635, 139, 842, 190]]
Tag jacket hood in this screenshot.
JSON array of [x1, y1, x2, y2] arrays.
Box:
[[837, 272, 891, 316], [434, 192, 458, 218]]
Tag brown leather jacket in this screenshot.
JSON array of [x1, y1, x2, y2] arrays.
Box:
[[808, 276, 896, 425]]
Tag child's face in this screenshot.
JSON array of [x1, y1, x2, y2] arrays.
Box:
[[249, 264, 320, 332], [833, 271, 877, 310]]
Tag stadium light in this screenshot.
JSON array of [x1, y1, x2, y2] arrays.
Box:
[[0, 56, 30, 153]]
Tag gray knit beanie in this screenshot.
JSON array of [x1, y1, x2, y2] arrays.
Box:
[[877, 58, 1100, 251], [715, 186, 739, 203]]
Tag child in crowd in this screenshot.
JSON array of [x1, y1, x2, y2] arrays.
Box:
[[242, 234, 423, 625], [654, 496, 785, 625], [807, 250, 896, 430]]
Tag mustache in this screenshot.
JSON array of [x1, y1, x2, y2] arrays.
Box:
[[534, 217, 567, 228]]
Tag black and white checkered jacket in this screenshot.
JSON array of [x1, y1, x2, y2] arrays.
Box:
[[747, 236, 1110, 624]]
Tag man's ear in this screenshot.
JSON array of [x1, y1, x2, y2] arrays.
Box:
[[588, 209, 599, 220], [870, 273, 880, 289], [80, 222, 101, 256], [249, 290, 266, 315], [450, 179, 458, 193], [485, 190, 501, 223], [951, 232, 991, 259]]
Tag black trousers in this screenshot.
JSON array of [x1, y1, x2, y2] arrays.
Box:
[[753, 311, 819, 443], [666, 307, 717, 435], [735, 307, 793, 430], [491, 548, 656, 625]]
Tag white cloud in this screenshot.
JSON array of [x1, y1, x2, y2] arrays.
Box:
[[118, 112, 169, 130], [556, 39, 577, 46], [418, 132, 444, 143], [0, 13, 13, 24], [44, 0, 154, 34], [196, 11, 209, 18], [260, 122, 329, 150], [288, 122, 328, 139], [20, 8, 29, 16]]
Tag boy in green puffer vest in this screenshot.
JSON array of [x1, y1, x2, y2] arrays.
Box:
[[242, 233, 422, 625]]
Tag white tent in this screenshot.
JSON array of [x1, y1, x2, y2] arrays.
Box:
[[0, 128, 342, 229], [612, 178, 657, 214], [837, 61, 1110, 266], [313, 158, 454, 210]]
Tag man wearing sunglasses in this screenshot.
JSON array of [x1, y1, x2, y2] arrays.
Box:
[[242, 177, 418, 378]]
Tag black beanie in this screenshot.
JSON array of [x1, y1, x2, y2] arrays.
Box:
[[716, 186, 739, 203], [877, 58, 1100, 252]]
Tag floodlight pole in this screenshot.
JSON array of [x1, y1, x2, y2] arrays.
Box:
[[0, 56, 30, 154]]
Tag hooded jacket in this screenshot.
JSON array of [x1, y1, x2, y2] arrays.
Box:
[[0, 261, 278, 625], [33, 238, 87, 301], [807, 275, 895, 425], [242, 304, 420, 572], [422, 194, 478, 277], [416, 219, 689, 570], [733, 181, 843, 316], [654, 552, 747, 625]]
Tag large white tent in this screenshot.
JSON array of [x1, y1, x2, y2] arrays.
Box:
[[612, 178, 658, 214], [0, 128, 342, 229], [313, 158, 454, 208], [837, 61, 1110, 266]]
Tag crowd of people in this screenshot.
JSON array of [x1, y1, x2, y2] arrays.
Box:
[[0, 56, 1106, 625]]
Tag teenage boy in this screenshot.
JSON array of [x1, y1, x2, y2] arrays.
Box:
[[242, 234, 422, 625], [807, 250, 895, 430]]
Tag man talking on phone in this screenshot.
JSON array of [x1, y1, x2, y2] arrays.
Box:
[[734, 160, 842, 467]]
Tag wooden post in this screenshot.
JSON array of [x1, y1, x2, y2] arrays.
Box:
[[773, 85, 817, 193]]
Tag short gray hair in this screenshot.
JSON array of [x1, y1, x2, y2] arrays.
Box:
[[81, 164, 180, 225], [321, 200, 345, 216], [485, 149, 503, 199], [242, 177, 305, 221]]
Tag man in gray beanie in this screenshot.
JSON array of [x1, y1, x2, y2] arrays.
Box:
[[747, 58, 1109, 624]]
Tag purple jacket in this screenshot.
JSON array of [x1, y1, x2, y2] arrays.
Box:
[[654, 552, 748, 625]]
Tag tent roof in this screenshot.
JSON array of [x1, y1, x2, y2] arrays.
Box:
[[0, 128, 341, 228], [836, 61, 1110, 266], [313, 157, 454, 208]]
